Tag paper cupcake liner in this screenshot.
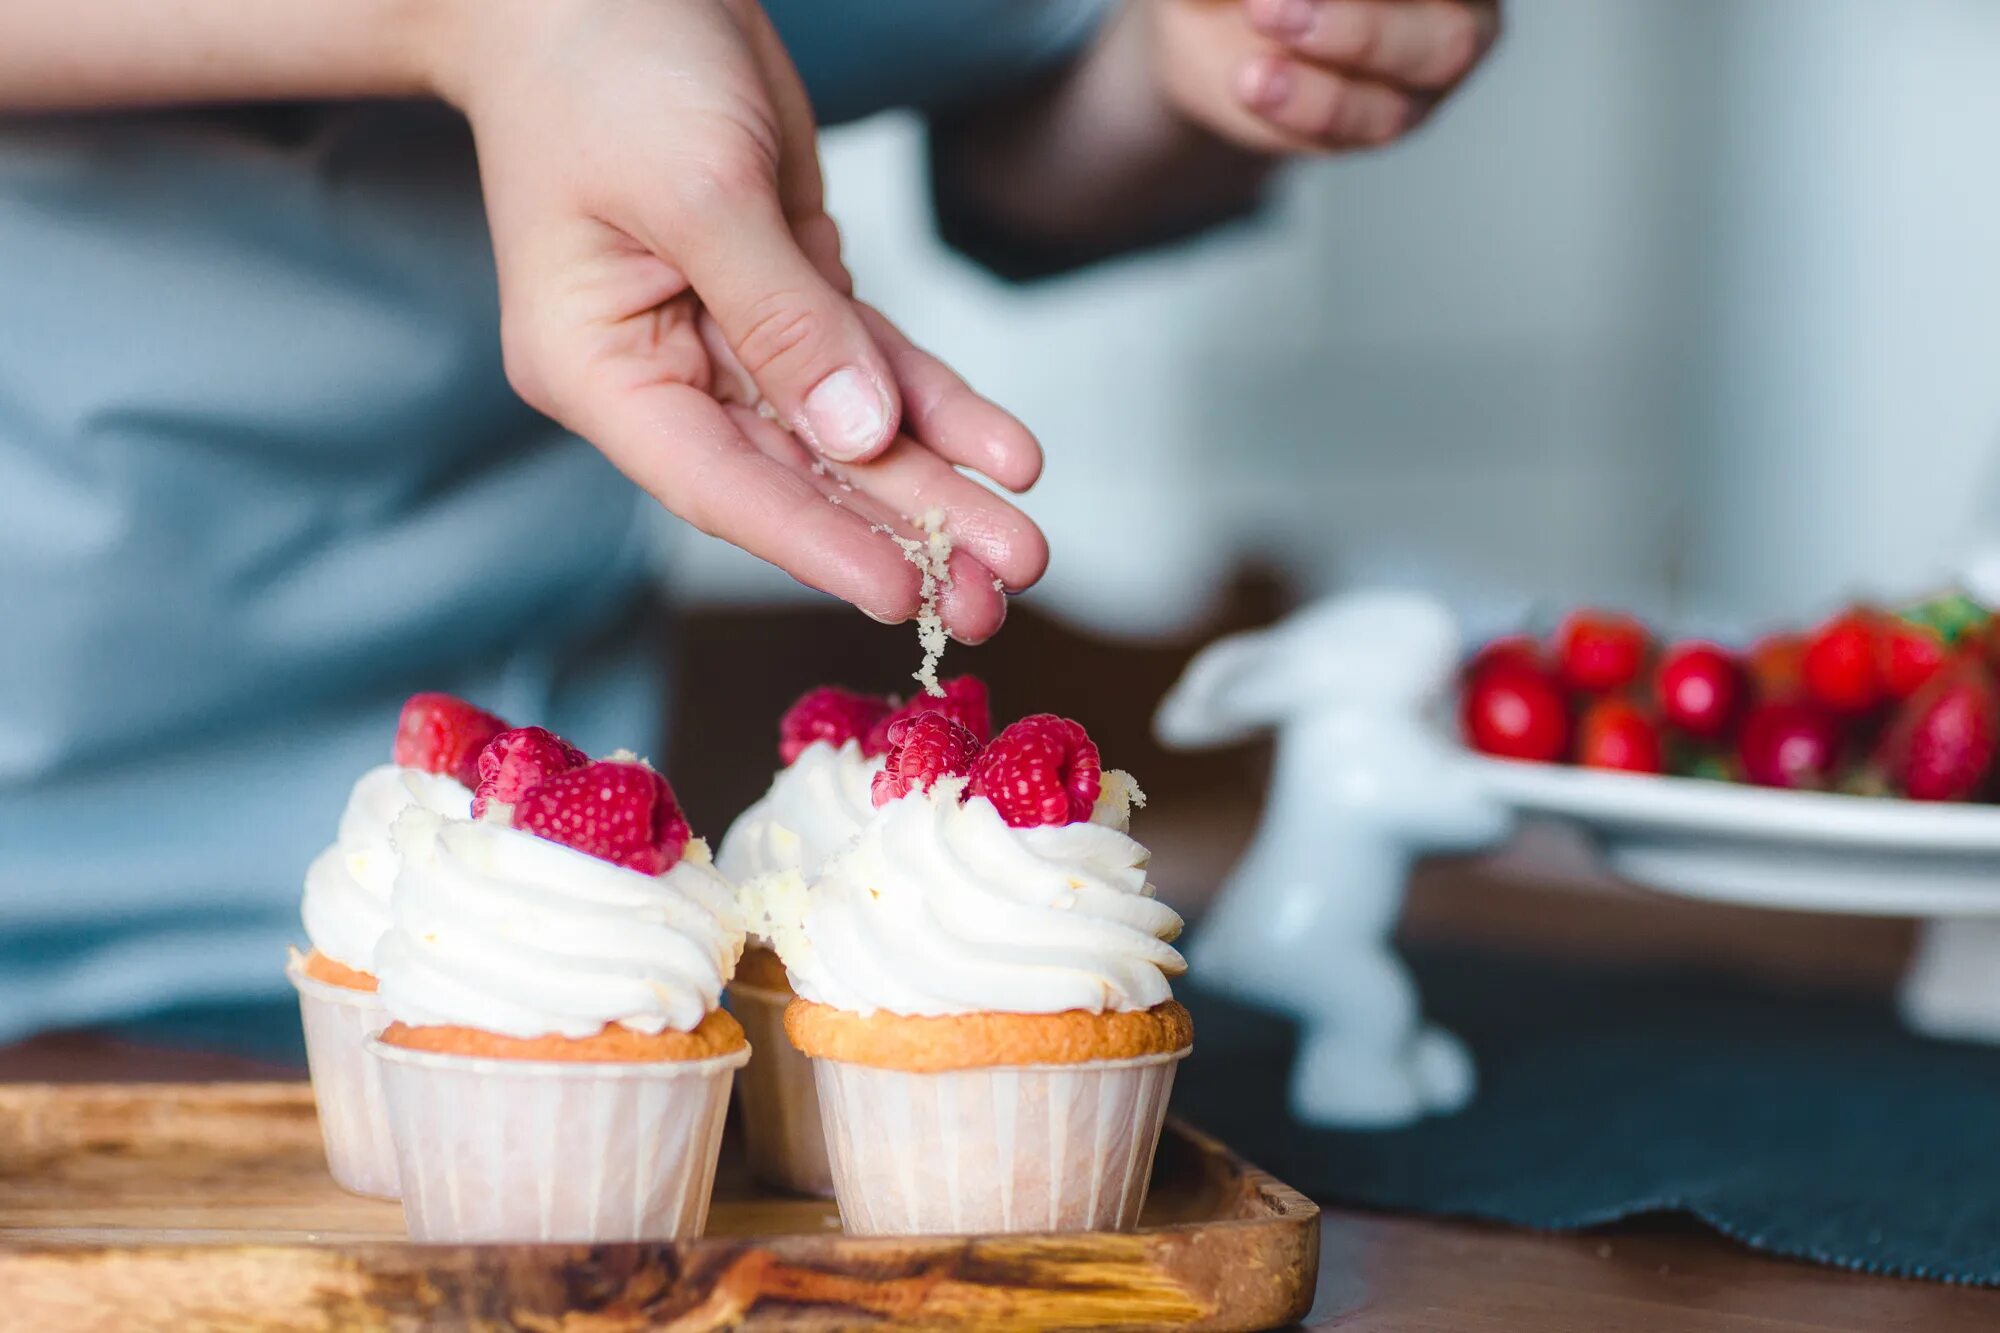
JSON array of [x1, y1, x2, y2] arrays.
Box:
[[811, 1049, 1186, 1236], [286, 954, 398, 1200], [369, 1038, 748, 1243], [728, 982, 832, 1196]]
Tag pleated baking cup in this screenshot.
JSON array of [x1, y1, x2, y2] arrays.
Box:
[[727, 981, 833, 1197], [368, 1037, 748, 1243], [811, 1049, 1187, 1236], [286, 952, 398, 1200]]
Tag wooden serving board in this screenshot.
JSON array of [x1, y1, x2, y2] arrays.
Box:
[[0, 1083, 1317, 1331]]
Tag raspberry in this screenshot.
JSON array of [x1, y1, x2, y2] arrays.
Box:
[[511, 760, 691, 874], [393, 693, 509, 787], [778, 687, 892, 765], [967, 714, 1102, 828], [871, 711, 982, 807], [472, 726, 589, 817], [864, 674, 992, 755]]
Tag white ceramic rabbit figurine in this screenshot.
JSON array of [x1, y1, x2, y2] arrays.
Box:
[[1156, 590, 1514, 1127]]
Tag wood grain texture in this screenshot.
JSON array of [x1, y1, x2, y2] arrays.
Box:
[[0, 1082, 1316, 1332]]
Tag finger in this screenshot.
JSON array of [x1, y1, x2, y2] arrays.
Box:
[[1236, 54, 1416, 147], [649, 167, 900, 464], [937, 549, 1010, 644], [832, 436, 1050, 593], [857, 304, 1044, 493], [728, 406, 1013, 641], [693, 302, 1046, 589], [1245, 0, 1494, 92], [581, 378, 922, 620]]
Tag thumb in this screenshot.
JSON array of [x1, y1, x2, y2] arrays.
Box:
[[667, 179, 900, 463]]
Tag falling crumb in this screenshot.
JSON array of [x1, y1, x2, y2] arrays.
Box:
[[1092, 770, 1148, 828], [873, 509, 953, 696], [992, 577, 1006, 593]]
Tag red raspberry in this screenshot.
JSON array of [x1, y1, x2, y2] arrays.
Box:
[[865, 675, 992, 755], [393, 693, 509, 787], [778, 687, 892, 765], [472, 726, 589, 817], [967, 714, 1102, 828], [871, 711, 982, 807], [511, 760, 691, 874]]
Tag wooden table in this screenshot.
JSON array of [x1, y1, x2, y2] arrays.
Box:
[[4, 1032, 1993, 1331]]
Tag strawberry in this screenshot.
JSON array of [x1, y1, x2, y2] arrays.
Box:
[[394, 693, 509, 787], [1460, 661, 1569, 763], [1736, 701, 1842, 790], [511, 760, 692, 874], [871, 711, 982, 807], [967, 714, 1102, 827], [1800, 611, 1882, 715], [1575, 698, 1665, 774], [1878, 621, 1947, 702], [472, 726, 589, 817], [865, 675, 992, 755], [1747, 632, 1807, 700], [1876, 659, 2000, 802], [1466, 634, 1543, 679], [778, 687, 892, 765], [1553, 610, 1649, 694], [1898, 592, 1990, 646], [1654, 642, 1743, 741]]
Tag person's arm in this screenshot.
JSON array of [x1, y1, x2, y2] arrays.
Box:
[[929, 0, 1498, 279], [0, 0, 445, 108], [0, 0, 1043, 644]]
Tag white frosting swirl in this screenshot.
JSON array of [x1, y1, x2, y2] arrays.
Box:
[[717, 739, 882, 883], [374, 808, 746, 1039], [301, 764, 471, 971], [761, 777, 1185, 1018]]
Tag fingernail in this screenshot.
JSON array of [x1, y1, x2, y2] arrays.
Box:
[[860, 605, 903, 626], [800, 367, 890, 462], [1237, 57, 1293, 112], [1255, 0, 1316, 40]]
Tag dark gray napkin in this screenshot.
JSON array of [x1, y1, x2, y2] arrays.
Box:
[[1174, 944, 2000, 1285]]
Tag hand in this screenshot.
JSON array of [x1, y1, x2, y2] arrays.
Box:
[[434, 0, 1045, 641], [1155, 0, 1499, 153]]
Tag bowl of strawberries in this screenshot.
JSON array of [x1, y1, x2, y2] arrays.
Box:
[[1457, 594, 2000, 914]]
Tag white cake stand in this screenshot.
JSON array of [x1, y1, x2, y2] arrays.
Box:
[[1159, 589, 2000, 1132], [1469, 758, 2000, 1042]]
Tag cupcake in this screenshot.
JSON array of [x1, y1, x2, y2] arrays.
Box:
[[759, 711, 1190, 1236], [369, 755, 748, 1243], [291, 691, 505, 1198], [717, 677, 988, 1195]]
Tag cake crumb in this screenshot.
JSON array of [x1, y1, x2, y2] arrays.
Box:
[[873, 508, 953, 697]]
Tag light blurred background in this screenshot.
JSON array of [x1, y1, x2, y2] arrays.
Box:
[[662, 0, 2000, 990], [669, 0, 2000, 640]]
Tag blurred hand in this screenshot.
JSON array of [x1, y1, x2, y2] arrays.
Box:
[[1155, 0, 1500, 153], [437, 0, 1045, 641]]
